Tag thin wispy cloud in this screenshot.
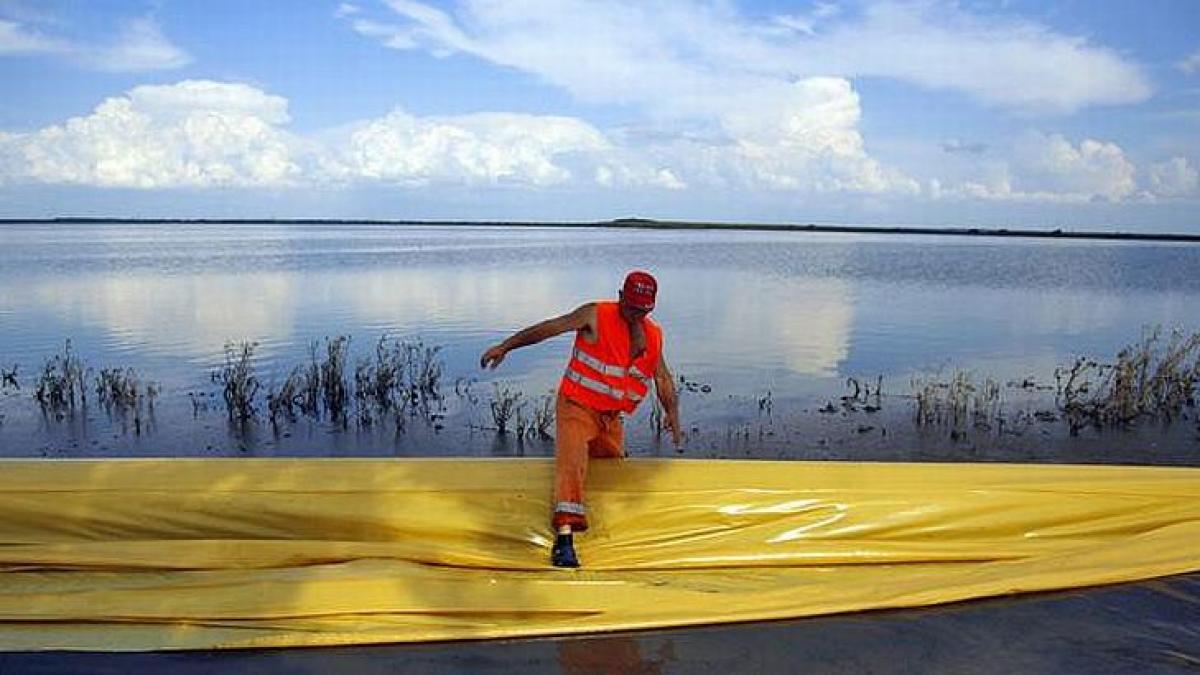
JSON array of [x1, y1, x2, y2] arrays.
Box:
[[349, 0, 1151, 115], [1178, 48, 1200, 75], [334, 3, 362, 19], [0, 18, 68, 54], [942, 140, 988, 155], [795, 1, 1150, 113], [89, 18, 192, 72], [771, 2, 841, 37], [0, 13, 190, 72]]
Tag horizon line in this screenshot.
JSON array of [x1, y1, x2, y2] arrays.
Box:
[[2, 217, 1198, 243]]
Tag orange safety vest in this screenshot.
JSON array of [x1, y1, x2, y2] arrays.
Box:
[[559, 301, 663, 414]]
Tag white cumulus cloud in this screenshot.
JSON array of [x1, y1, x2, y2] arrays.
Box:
[[0, 77, 919, 195], [717, 77, 918, 193], [942, 132, 1137, 203], [0, 80, 299, 188], [1148, 157, 1199, 198], [12, 77, 1168, 204], [321, 109, 611, 187], [620, 77, 917, 194], [0, 80, 670, 191], [1011, 132, 1136, 202]]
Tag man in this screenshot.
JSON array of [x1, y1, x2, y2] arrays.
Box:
[[480, 270, 683, 568]]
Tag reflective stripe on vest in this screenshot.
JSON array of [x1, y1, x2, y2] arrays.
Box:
[[573, 348, 627, 378], [555, 501, 586, 515], [564, 369, 625, 400], [629, 364, 651, 385]]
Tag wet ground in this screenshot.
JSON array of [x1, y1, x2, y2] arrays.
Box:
[[3, 572, 1197, 674]]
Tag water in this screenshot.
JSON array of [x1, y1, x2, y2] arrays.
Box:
[[1, 222, 1198, 461]]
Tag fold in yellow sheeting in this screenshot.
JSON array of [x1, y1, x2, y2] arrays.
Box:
[[1, 458, 1198, 651]]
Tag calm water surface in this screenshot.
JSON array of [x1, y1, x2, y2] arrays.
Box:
[[1, 223, 1198, 460]]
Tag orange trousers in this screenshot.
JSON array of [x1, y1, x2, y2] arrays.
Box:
[[552, 393, 624, 532]]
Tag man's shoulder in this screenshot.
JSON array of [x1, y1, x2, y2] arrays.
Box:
[[586, 300, 614, 319], [574, 301, 601, 332]]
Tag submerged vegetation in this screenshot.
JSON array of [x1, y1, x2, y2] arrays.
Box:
[[262, 335, 448, 437], [321, 336, 351, 428], [95, 367, 158, 435], [0, 364, 17, 428], [23, 341, 161, 432], [2, 365, 17, 391], [6, 326, 1198, 452], [911, 370, 1014, 440], [354, 336, 409, 425], [403, 340, 445, 410], [903, 328, 1200, 441], [521, 393, 556, 441], [481, 383, 554, 443], [1056, 327, 1200, 435], [213, 341, 260, 424], [34, 340, 89, 418], [487, 382, 523, 435], [348, 336, 446, 432]]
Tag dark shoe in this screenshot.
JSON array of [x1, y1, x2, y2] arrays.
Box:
[[551, 533, 580, 568]]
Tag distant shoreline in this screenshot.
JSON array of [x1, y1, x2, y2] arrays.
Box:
[[3, 217, 1199, 242]]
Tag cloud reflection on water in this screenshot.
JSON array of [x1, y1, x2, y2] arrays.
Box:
[[4, 274, 297, 363], [2, 263, 858, 389]]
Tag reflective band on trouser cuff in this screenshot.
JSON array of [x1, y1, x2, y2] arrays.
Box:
[[564, 369, 625, 400], [573, 349, 627, 377], [555, 501, 586, 515], [629, 365, 651, 385]]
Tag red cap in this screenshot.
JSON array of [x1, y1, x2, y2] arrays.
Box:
[[622, 271, 657, 311]]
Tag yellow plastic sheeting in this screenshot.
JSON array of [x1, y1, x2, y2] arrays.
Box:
[[0, 458, 1198, 651]]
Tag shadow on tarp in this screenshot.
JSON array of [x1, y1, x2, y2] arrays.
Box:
[[1, 572, 1197, 675]]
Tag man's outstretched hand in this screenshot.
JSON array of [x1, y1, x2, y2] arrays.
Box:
[[480, 344, 507, 370]]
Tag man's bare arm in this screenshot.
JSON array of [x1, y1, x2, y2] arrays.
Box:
[[654, 354, 683, 446], [480, 304, 594, 370]]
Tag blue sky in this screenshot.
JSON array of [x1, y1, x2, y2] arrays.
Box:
[[0, 0, 1197, 231]]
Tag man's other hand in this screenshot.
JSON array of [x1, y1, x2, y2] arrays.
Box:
[[480, 345, 507, 370], [665, 412, 683, 447]]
